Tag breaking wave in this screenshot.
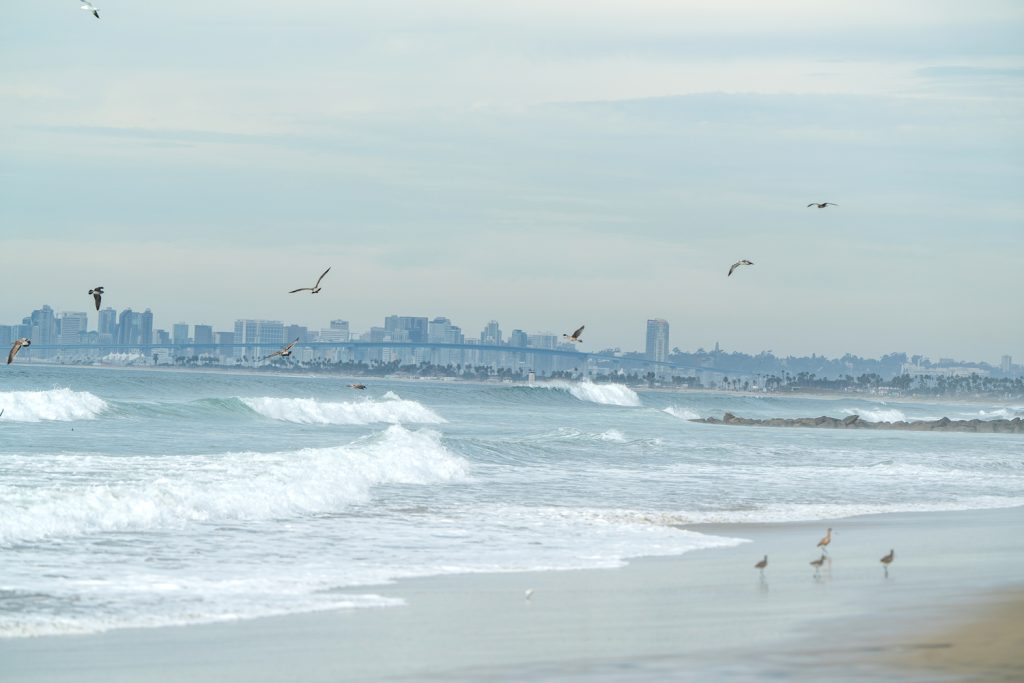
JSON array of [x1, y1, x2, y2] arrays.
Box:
[[0, 426, 467, 545], [239, 394, 444, 425], [541, 381, 641, 407], [0, 389, 108, 422], [664, 406, 700, 420], [841, 407, 907, 423]]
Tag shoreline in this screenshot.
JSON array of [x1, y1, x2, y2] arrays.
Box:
[[3, 506, 1022, 682]]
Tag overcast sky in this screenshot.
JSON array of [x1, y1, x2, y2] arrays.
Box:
[[2, 1, 1021, 362]]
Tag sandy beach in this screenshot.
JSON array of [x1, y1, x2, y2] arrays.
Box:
[[3, 506, 1021, 682]]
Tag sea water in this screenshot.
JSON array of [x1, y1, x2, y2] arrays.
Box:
[[1, 366, 1021, 637]]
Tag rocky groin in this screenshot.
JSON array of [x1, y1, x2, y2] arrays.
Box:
[[691, 413, 1024, 434]]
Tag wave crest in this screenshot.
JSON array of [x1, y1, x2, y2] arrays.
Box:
[[0, 389, 108, 422], [842, 407, 907, 423], [664, 406, 700, 420], [542, 380, 641, 407], [240, 395, 444, 424]]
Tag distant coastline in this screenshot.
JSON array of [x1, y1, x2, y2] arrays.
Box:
[[692, 412, 1024, 433]]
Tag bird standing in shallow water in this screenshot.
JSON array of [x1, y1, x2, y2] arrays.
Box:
[[817, 527, 833, 554], [880, 549, 895, 577], [810, 554, 827, 575], [754, 555, 768, 573]]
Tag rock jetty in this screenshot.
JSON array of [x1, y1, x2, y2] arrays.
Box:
[[691, 413, 1023, 434]]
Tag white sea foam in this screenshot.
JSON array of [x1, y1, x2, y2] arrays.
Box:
[[0, 426, 467, 545], [542, 380, 641, 407], [240, 395, 445, 424], [0, 388, 108, 422], [664, 406, 700, 420], [842, 407, 907, 422], [598, 429, 627, 442]]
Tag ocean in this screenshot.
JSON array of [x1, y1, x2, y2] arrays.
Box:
[[1, 366, 1022, 639]]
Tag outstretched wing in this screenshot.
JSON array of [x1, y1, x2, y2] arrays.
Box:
[[8, 341, 21, 365], [93, 292, 102, 310], [806, 203, 817, 207], [289, 287, 312, 293], [263, 350, 282, 360], [728, 262, 738, 276], [313, 267, 331, 288], [572, 325, 584, 339], [283, 338, 299, 353]]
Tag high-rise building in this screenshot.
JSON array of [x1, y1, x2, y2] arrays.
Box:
[[98, 308, 117, 336], [1002, 355, 1013, 374], [481, 320, 502, 346], [31, 305, 57, 347], [140, 309, 154, 346], [194, 324, 214, 346], [116, 309, 136, 345], [59, 312, 88, 345], [285, 324, 309, 343], [384, 315, 428, 343], [234, 319, 285, 359], [172, 323, 190, 346], [645, 319, 670, 364]]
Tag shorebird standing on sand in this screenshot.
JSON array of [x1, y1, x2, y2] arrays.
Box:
[[289, 268, 330, 294], [817, 527, 833, 554], [754, 555, 768, 574], [880, 549, 895, 577], [88, 286, 104, 311], [80, 0, 100, 18], [263, 338, 299, 361], [7, 338, 31, 365], [563, 325, 584, 343], [728, 259, 753, 277], [810, 554, 827, 575], [807, 202, 838, 209]]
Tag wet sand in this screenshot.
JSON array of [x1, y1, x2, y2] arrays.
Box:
[[2, 506, 1022, 682]]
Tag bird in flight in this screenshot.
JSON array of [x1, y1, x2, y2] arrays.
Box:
[[80, 0, 100, 18], [563, 325, 584, 343], [8, 338, 31, 365], [728, 259, 753, 277], [807, 202, 838, 209], [263, 338, 299, 360], [88, 286, 104, 311], [348, 383, 367, 390], [289, 267, 330, 294]]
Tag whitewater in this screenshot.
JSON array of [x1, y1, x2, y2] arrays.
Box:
[[1, 367, 1021, 637]]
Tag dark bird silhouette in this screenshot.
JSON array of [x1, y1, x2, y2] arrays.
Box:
[[88, 286, 104, 311], [8, 338, 31, 365], [348, 383, 367, 390], [289, 268, 330, 294], [728, 259, 753, 277], [80, 0, 100, 18], [807, 202, 838, 209], [880, 549, 895, 577], [563, 325, 584, 343], [263, 338, 299, 361], [754, 555, 768, 573], [810, 554, 827, 574]]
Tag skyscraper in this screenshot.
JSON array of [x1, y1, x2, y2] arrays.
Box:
[[193, 324, 214, 346], [384, 315, 428, 343], [59, 312, 88, 345], [1002, 355, 1013, 374], [116, 309, 136, 345], [98, 308, 117, 337], [481, 320, 502, 346], [172, 323, 190, 346], [140, 309, 154, 346], [234, 320, 285, 359], [645, 319, 670, 364]]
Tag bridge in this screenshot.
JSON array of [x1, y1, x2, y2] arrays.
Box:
[[16, 341, 745, 375]]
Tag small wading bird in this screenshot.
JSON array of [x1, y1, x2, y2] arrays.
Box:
[[810, 554, 827, 575], [563, 325, 584, 343], [8, 338, 31, 365], [817, 527, 833, 554], [754, 555, 768, 573], [348, 383, 366, 390], [88, 286, 104, 311], [728, 259, 753, 277], [807, 202, 838, 209], [524, 589, 534, 601], [289, 267, 330, 294], [263, 338, 299, 361], [80, 0, 100, 18], [880, 549, 895, 577]]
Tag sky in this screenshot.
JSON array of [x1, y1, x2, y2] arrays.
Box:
[[1, 1, 1022, 362]]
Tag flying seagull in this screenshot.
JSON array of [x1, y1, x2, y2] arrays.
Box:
[[807, 202, 838, 209], [289, 268, 330, 294], [80, 0, 100, 18], [347, 383, 366, 390], [728, 259, 753, 277], [563, 325, 584, 343], [88, 286, 104, 311], [8, 338, 31, 365], [263, 338, 299, 361]]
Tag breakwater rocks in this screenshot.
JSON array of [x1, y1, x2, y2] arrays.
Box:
[[691, 413, 1024, 433]]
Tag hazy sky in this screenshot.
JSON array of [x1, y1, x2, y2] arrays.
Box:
[[2, 1, 1022, 362]]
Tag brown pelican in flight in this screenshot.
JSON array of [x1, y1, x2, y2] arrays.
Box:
[[289, 268, 330, 294], [807, 202, 838, 209], [80, 0, 100, 18], [8, 338, 31, 365], [563, 325, 584, 343], [348, 383, 367, 390], [728, 259, 753, 277], [88, 286, 104, 311], [263, 338, 299, 361]]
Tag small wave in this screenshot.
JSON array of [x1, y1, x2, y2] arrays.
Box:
[[240, 395, 444, 425], [0, 425, 467, 545], [664, 406, 700, 420], [598, 429, 627, 442], [538, 380, 641, 407], [841, 407, 907, 423], [0, 389, 108, 422], [965, 408, 1023, 420]]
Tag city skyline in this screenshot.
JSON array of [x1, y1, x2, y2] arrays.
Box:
[[2, 1, 1022, 363]]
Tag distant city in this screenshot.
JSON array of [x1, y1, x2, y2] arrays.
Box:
[[2, 305, 1020, 394]]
